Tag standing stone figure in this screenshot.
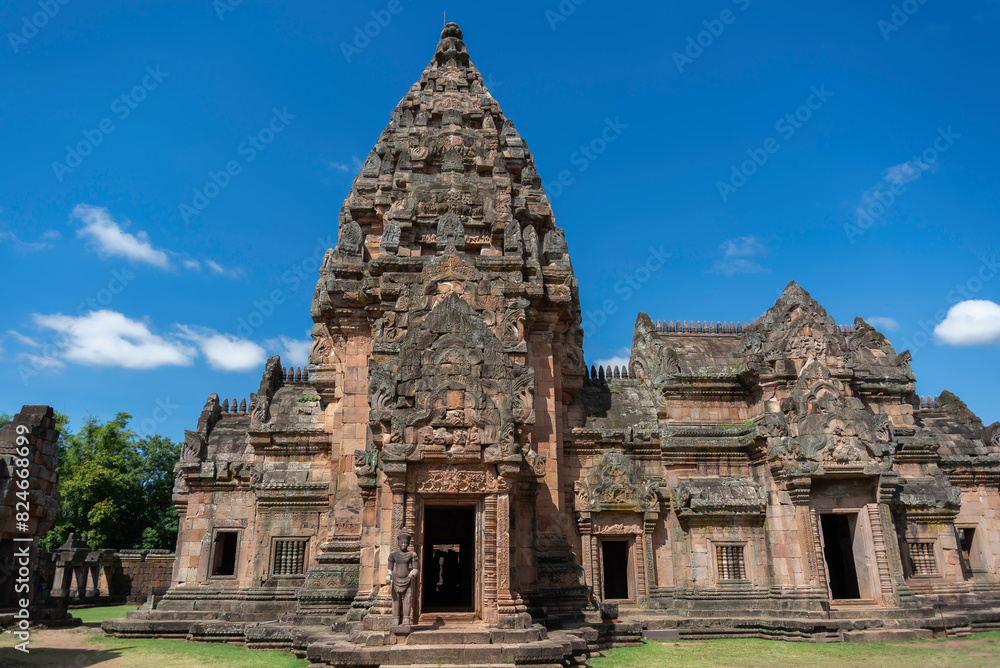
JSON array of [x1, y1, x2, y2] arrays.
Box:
[[385, 531, 419, 628]]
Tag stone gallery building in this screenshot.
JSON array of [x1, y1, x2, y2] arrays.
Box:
[[108, 23, 1000, 660]]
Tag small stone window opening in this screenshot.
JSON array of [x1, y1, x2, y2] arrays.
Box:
[[716, 545, 746, 581], [909, 542, 938, 576], [272, 539, 308, 576], [959, 528, 976, 563], [211, 531, 239, 577]]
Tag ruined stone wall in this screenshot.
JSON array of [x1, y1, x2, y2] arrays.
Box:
[[117, 550, 175, 603], [0, 406, 60, 609]]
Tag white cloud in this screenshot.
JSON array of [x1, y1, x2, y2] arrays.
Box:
[[855, 159, 935, 224], [934, 300, 1000, 346], [867, 316, 899, 332], [70, 204, 240, 279], [7, 330, 40, 347], [72, 204, 171, 269], [593, 355, 630, 370], [18, 352, 65, 370], [0, 229, 61, 253], [33, 310, 196, 369], [884, 159, 931, 186], [20, 310, 298, 374], [205, 259, 244, 279], [267, 336, 311, 366], [177, 326, 267, 372], [327, 160, 351, 173], [709, 236, 769, 276]]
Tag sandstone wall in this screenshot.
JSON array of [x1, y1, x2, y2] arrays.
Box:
[[116, 550, 176, 603]]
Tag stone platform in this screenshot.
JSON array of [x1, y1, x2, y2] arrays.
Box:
[[304, 624, 591, 668]]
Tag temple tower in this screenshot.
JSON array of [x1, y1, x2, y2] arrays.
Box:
[[302, 22, 588, 628]]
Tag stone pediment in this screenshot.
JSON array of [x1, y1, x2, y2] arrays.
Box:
[[742, 281, 846, 376], [674, 477, 766, 518], [758, 360, 895, 478], [364, 293, 542, 473], [574, 449, 659, 513]]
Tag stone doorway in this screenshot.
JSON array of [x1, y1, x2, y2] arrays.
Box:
[[421, 506, 476, 613], [600, 540, 630, 600], [820, 513, 861, 600]]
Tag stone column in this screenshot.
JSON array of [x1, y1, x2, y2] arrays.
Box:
[[349, 486, 381, 621], [50, 559, 71, 598], [495, 463, 529, 628], [483, 493, 498, 623], [643, 512, 659, 603], [84, 556, 100, 598], [576, 512, 593, 591], [765, 478, 826, 605], [877, 475, 918, 607], [72, 562, 88, 599], [361, 472, 404, 630]]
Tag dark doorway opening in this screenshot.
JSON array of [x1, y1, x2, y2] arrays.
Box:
[[211, 531, 238, 576], [422, 507, 475, 612], [821, 514, 860, 599], [959, 527, 977, 577], [601, 540, 630, 600]]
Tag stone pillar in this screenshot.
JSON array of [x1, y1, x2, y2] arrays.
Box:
[[84, 555, 100, 598], [765, 478, 826, 605], [483, 493, 498, 623], [643, 512, 659, 603], [495, 463, 529, 628], [389, 478, 406, 547], [877, 475, 918, 607], [51, 559, 71, 598], [577, 512, 593, 591], [349, 486, 381, 621], [72, 562, 88, 599], [361, 472, 404, 630]]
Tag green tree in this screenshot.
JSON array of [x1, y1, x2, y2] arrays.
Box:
[[40, 413, 180, 550]]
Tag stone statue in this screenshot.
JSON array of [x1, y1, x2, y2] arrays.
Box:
[[385, 531, 419, 628]]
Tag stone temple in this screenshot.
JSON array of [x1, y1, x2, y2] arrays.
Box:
[[107, 23, 1000, 662]]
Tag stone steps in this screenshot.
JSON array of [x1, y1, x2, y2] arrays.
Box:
[[306, 639, 571, 667], [843, 628, 933, 642], [304, 625, 590, 667]]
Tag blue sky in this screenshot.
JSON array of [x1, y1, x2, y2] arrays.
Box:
[[1, 0, 998, 440]]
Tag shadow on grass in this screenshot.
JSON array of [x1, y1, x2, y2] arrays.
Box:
[[0, 644, 130, 667]]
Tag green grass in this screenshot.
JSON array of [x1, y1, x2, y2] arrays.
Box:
[[591, 632, 1000, 668], [70, 603, 138, 624], [88, 635, 309, 667], [0, 627, 308, 668]]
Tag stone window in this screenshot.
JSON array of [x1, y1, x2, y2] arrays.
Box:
[[211, 530, 239, 577], [908, 542, 938, 576], [716, 544, 746, 581], [958, 527, 978, 575], [272, 539, 308, 576]]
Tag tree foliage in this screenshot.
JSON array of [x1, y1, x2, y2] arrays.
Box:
[[39, 412, 180, 550]]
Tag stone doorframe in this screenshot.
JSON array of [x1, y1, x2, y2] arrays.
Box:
[[379, 460, 530, 628], [576, 511, 658, 606], [413, 497, 483, 621], [806, 477, 897, 607]]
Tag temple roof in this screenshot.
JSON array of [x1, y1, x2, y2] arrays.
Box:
[[336, 22, 558, 260]]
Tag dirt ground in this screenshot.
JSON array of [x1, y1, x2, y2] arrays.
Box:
[[0, 625, 125, 668]]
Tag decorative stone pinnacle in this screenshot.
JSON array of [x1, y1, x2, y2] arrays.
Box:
[[441, 22, 463, 40], [436, 22, 469, 66]]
